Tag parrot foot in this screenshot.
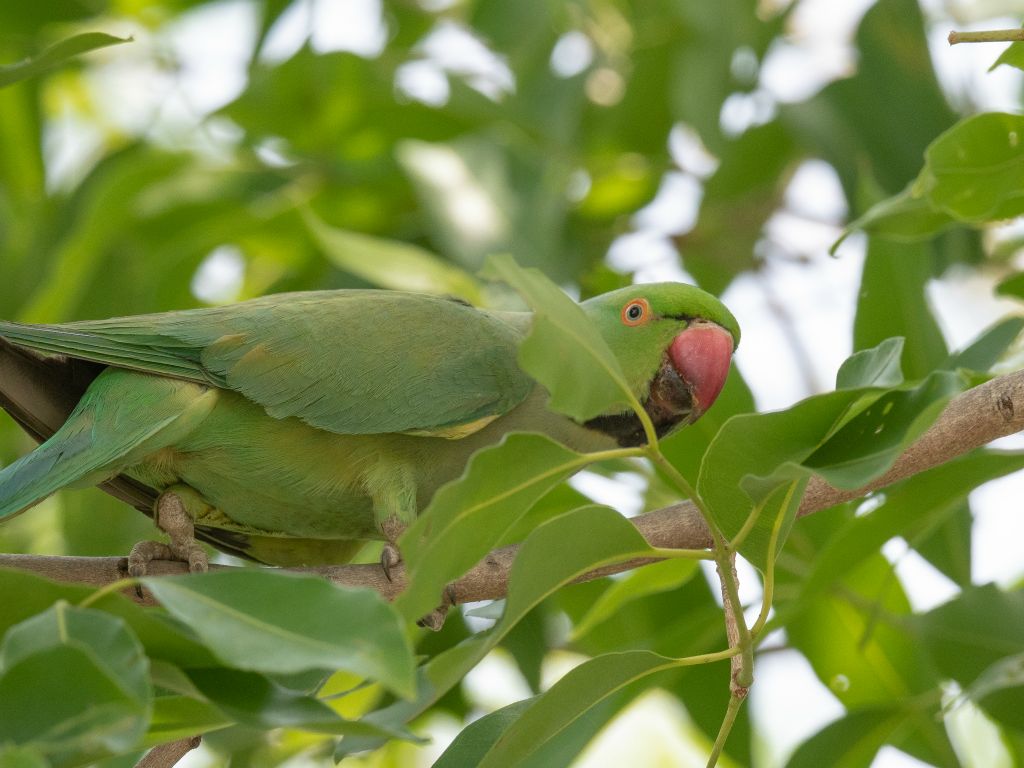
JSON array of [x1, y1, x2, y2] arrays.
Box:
[[380, 543, 402, 582], [128, 491, 208, 586]]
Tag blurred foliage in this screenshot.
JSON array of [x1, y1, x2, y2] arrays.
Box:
[[2, 0, 1024, 766]]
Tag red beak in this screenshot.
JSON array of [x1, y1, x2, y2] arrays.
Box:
[[667, 323, 734, 419]]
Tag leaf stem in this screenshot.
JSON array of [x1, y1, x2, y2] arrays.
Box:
[[948, 28, 1024, 45], [730, 495, 767, 552], [649, 546, 715, 561], [706, 692, 744, 768], [632, 394, 662, 450], [79, 577, 138, 608], [669, 645, 741, 667], [646, 449, 724, 541], [584, 446, 647, 464], [56, 600, 69, 643]]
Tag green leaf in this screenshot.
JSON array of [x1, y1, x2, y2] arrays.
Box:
[[0, 745, 49, 768], [785, 707, 905, 768], [854, 238, 948, 381], [960, 653, 1024, 731], [836, 337, 904, 389], [990, 40, 1024, 72], [185, 668, 416, 739], [795, 451, 1024, 604], [944, 317, 1024, 373], [699, 343, 960, 570], [915, 112, 1024, 222], [784, 0, 956, 199], [699, 390, 856, 569], [433, 700, 534, 768], [570, 558, 699, 640], [397, 138, 515, 273], [834, 187, 953, 251], [341, 505, 658, 757], [996, 272, 1024, 301], [476, 651, 678, 767], [802, 370, 961, 488], [917, 585, 1024, 731], [144, 696, 231, 746], [480, 254, 636, 421], [395, 433, 595, 622], [142, 570, 415, 699], [0, 568, 217, 669], [679, 120, 795, 294], [2, 603, 149, 703], [0, 33, 130, 89], [302, 209, 483, 303], [0, 604, 150, 755], [786, 553, 954, 764]]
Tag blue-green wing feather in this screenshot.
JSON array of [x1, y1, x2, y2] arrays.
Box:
[[0, 291, 533, 435]]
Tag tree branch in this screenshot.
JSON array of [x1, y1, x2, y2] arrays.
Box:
[[134, 736, 201, 768], [3, 368, 1024, 605]]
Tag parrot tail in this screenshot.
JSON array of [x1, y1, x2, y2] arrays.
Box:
[[0, 367, 213, 523]]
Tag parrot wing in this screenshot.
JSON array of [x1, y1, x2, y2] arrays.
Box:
[[0, 291, 534, 436]]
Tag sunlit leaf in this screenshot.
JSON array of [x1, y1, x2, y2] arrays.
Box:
[[0, 33, 130, 89], [836, 337, 904, 389], [481, 254, 636, 421], [0, 745, 49, 768], [302, 209, 483, 303], [914, 112, 1024, 222], [832, 186, 953, 252], [990, 41, 1024, 72]]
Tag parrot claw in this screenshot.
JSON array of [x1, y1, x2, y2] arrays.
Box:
[[380, 542, 402, 582], [126, 491, 208, 596]]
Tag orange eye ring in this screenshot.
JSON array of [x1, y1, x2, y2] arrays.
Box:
[[621, 298, 650, 326]]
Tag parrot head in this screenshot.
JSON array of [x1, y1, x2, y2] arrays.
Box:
[[581, 283, 740, 446]]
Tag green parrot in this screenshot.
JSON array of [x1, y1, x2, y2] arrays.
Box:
[[0, 284, 738, 575]]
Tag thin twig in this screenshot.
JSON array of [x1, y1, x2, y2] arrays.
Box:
[[949, 29, 1024, 45], [716, 549, 752, 694], [134, 736, 201, 768]]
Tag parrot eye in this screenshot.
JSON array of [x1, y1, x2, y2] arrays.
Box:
[[621, 298, 650, 326]]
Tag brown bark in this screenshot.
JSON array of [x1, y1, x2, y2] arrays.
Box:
[[134, 736, 201, 768]]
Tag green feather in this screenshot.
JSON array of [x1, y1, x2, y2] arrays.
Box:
[[0, 284, 739, 566]]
